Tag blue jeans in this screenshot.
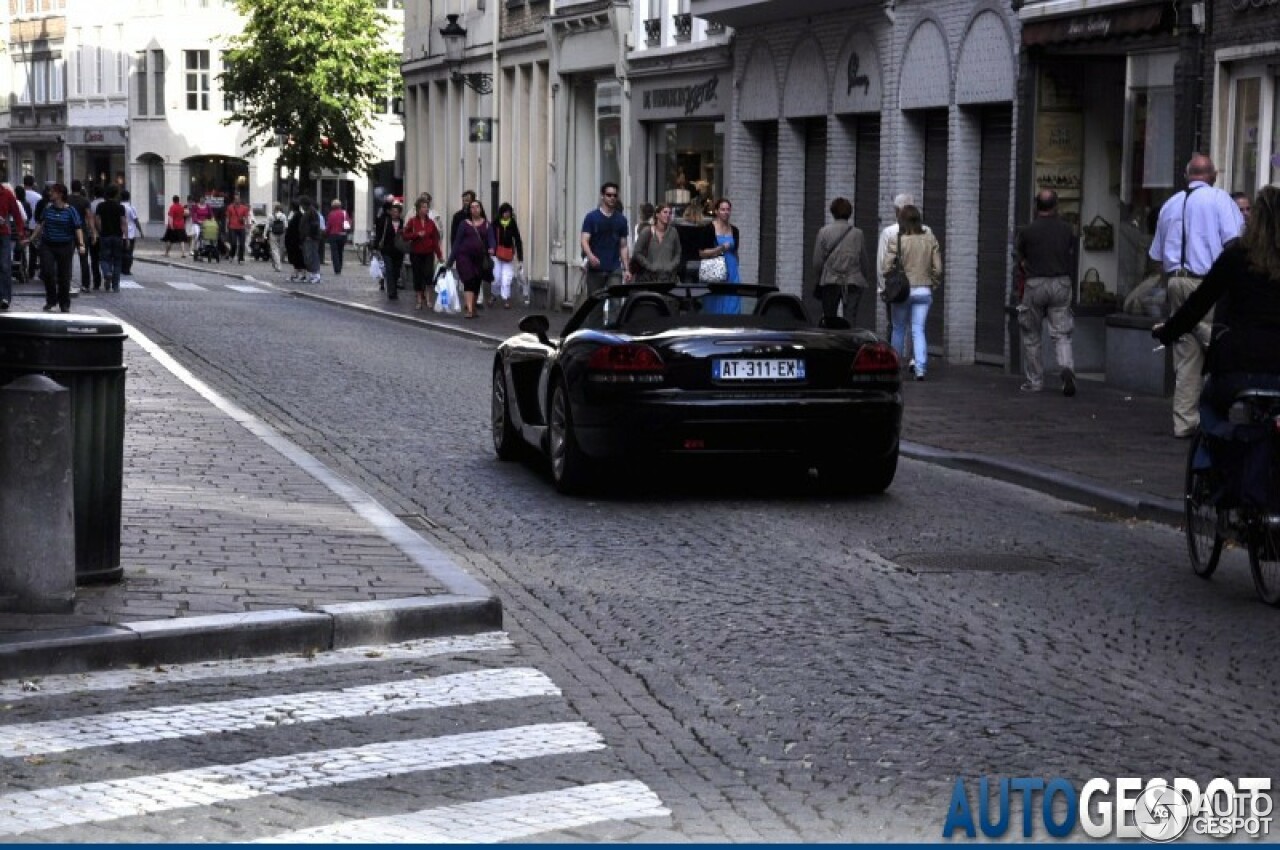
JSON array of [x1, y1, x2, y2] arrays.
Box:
[[98, 236, 124, 290], [0, 234, 11, 304], [890, 287, 933, 376]]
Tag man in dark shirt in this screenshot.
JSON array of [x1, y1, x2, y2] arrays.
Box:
[[94, 184, 126, 292], [450, 190, 476, 247], [1015, 189, 1079, 396]]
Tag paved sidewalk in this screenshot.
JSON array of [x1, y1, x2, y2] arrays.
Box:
[[201, 244, 1184, 524], [0, 259, 499, 677]]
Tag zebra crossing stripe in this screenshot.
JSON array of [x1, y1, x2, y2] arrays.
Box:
[[0, 723, 607, 837], [0, 668, 557, 758], [118, 280, 143, 289], [165, 281, 207, 291], [257, 780, 670, 843], [0, 632, 514, 701], [226, 284, 269, 293]]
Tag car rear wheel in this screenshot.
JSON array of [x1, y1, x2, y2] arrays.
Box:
[[549, 378, 592, 494], [491, 362, 521, 460]]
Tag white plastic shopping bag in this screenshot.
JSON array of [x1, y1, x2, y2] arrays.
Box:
[[369, 254, 384, 280], [444, 268, 462, 313], [434, 267, 463, 313]]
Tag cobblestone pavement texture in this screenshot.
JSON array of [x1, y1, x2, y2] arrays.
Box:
[[9, 245, 1266, 841]]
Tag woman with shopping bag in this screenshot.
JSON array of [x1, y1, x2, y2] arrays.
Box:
[[402, 197, 445, 309], [448, 199, 496, 319], [374, 199, 407, 302]]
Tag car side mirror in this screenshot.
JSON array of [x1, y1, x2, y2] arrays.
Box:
[[519, 314, 552, 345]]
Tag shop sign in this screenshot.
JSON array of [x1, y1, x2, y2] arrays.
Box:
[[641, 76, 720, 117], [83, 130, 105, 143], [469, 118, 493, 143], [1021, 2, 1168, 47]]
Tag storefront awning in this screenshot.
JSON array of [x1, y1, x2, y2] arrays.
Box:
[[1021, 3, 1169, 47]]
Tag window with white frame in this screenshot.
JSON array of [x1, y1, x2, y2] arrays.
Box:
[[1223, 61, 1280, 193], [185, 49, 210, 110], [137, 49, 167, 116], [136, 51, 148, 115], [153, 50, 166, 114], [14, 58, 63, 104]]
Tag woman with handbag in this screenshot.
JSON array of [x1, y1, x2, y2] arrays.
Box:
[[375, 200, 408, 303], [631, 202, 682, 284], [402, 197, 445, 308], [881, 204, 942, 381], [812, 197, 868, 322], [700, 198, 741, 313], [448, 199, 496, 319], [491, 203, 524, 309]]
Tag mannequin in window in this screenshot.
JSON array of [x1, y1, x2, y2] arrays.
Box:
[[665, 168, 691, 206]]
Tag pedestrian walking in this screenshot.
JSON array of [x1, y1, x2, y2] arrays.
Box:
[[21, 176, 41, 279], [266, 203, 287, 272], [94, 184, 126, 292], [326, 199, 351, 275], [811, 196, 868, 323], [1148, 153, 1244, 438], [403, 197, 445, 308], [68, 180, 96, 293], [374, 199, 407, 302], [87, 185, 104, 289], [285, 202, 306, 281], [630, 202, 682, 285], [0, 181, 27, 311], [877, 193, 931, 369], [297, 196, 324, 283], [450, 190, 476, 247], [225, 193, 252, 264], [448, 198, 495, 319], [491, 203, 525, 308], [121, 190, 141, 276], [580, 182, 631, 296], [163, 195, 187, 258], [882, 204, 942, 380], [29, 183, 86, 313], [700, 197, 740, 314], [1016, 189, 1080, 396], [674, 202, 708, 284]]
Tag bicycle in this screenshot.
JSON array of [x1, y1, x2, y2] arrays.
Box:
[[1184, 388, 1280, 605], [354, 230, 375, 266]]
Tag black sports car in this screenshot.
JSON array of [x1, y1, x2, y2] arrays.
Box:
[[491, 283, 903, 494]]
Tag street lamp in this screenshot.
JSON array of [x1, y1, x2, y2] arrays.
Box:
[[439, 14, 493, 95]]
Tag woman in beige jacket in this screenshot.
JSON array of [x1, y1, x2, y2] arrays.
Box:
[[882, 204, 942, 380]]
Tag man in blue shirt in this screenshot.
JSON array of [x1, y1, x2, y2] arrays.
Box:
[[580, 182, 632, 296], [1149, 153, 1245, 438]]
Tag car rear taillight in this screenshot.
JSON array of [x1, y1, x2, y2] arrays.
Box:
[[586, 343, 665, 384], [851, 342, 900, 376]]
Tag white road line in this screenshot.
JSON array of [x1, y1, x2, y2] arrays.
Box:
[[165, 281, 207, 291], [0, 668, 557, 758], [257, 781, 670, 844], [0, 632, 514, 701], [226, 284, 269, 294], [0, 723, 606, 837], [118, 280, 143, 289]]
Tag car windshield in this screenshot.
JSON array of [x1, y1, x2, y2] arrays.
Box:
[[569, 285, 811, 334]]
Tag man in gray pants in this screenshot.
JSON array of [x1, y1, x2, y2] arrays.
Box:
[[1016, 189, 1079, 396]]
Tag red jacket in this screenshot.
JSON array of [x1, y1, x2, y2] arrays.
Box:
[[0, 186, 26, 239], [402, 214, 443, 259]]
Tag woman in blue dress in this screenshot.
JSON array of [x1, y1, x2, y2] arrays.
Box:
[[701, 198, 741, 314]]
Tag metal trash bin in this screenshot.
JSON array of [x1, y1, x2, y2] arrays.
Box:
[[0, 313, 127, 584]]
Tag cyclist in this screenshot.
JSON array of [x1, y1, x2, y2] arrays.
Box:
[[1154, 185, 1280, 503]]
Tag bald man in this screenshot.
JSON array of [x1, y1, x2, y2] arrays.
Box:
[[1149, 153, 1244, 437]]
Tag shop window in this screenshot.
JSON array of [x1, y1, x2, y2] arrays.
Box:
[[1222, 63, 1278, 194], [648, 121, 723, 217]]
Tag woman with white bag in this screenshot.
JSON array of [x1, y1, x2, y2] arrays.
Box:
[[374, 200, 407, 302]]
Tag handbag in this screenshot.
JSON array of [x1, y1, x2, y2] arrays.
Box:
[[1082, 215, 1114, 251], [495, 244, 514, 263], [880, 234, 910, 304], [698, 255, 728, 284]]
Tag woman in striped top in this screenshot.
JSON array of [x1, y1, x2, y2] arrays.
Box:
[[29, 183, 86, 312]]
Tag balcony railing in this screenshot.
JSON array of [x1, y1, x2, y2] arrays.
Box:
[[643, 17, 662, 46], [672, 12, 692, 42]]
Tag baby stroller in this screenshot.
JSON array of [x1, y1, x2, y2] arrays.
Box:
[[194, 218, 221, 263], [249, 224, 271, 262]]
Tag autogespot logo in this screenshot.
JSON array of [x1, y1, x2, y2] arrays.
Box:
[[942, 776, 1273, 841]]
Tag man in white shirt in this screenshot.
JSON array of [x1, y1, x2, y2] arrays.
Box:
[[1148, 153, 1244, 437]]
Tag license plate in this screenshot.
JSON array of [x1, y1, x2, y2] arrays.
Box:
[[713, 358, 805, 381]]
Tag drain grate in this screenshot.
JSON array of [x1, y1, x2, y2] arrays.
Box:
[[890, 552, 1091, 574], [396, 513, 439, 531]]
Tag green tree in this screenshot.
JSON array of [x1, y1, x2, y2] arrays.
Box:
[[220, 0, 400, 196]]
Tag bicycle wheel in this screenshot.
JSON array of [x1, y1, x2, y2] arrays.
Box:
[[1248, 513, 1280, 605], [1185, 432, 1223, 578]]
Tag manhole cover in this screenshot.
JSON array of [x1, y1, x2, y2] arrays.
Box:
[[890, 552, 1091, 574]]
